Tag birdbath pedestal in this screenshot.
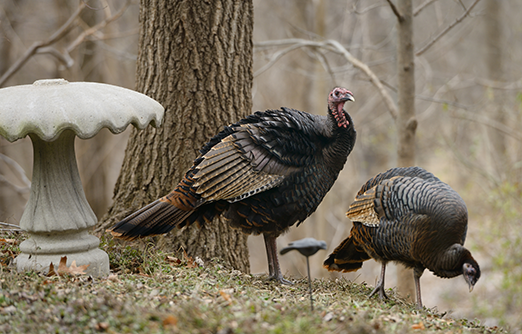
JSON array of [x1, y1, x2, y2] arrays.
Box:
[[0, 79, 164, 276]]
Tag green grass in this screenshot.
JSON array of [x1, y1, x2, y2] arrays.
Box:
[[0, 232, 506, 334]]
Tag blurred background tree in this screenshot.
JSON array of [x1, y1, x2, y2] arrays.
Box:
[[1, 0, 522, 330]]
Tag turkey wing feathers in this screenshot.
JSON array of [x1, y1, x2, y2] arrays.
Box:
[[191, 109, 324, 204]]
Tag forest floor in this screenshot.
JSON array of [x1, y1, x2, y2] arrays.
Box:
[[0, 233, 507, 334]]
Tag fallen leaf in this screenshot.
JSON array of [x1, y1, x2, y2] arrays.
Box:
[[107, 273, 120, 282], [412, 322, 425, 330], [163, 315, 178, 327], [67, 261, 90, 275], [323, 312, 334, 322], [166, 256, 181, 265], [57, 256, 68, 274], [219, 290, 232, 303], [0, 238, 17, 245], [48, 256, 90, 276], [183, 249, 196, 268], [47, 262, 57, 277], [95, 322, 109, 331]]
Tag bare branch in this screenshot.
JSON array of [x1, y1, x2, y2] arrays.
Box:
[[254, 44, 305, 77], [415, 0, 481, 56], [385, 0, 404, 22], [0, 153, 31, 189], [0, 175, 30, 194], [413, 0, 437, 17], [0, 2, 86, 87], [475, 77, 522, 90], [452, 112, 522, 143], [351, 3, 387, 15], [66, 0, 131, 54], [0, 0, 131, 87], [37, 47, 74, 67], [254, 38, 399, 119]]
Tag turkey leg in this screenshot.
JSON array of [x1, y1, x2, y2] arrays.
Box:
[[413, 269, 424, 309], [263, 234, 292, 284], [369, 262, 388, 300]]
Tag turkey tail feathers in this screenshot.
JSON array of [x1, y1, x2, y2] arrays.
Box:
[[109, 200, 192, 240], [323, 235, 371, 272]]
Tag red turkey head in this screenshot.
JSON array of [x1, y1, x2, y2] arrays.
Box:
[[328, 87, 355, 128]]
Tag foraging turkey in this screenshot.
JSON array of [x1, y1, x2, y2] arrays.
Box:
[[323, 166, 480, 308], [110, 87, 356, 284]]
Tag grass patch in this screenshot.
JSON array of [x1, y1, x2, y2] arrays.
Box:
[[0, 232, 506, 333]]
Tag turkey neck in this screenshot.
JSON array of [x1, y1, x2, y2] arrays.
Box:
[[428, 244, 473, 278], [323, 107, 356, 173]]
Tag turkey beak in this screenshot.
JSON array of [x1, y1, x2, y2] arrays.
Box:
[[341, 93, 355, 102], [466, 277, 475, 292]]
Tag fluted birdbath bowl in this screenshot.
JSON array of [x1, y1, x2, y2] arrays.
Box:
[[0, 79, 164, 276]]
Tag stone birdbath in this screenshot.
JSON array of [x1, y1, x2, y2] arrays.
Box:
[[0, 79, 164, 277]]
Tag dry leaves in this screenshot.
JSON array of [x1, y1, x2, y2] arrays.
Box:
[[412, 321, 426, 330], [0, 238, 18, 245], [0, 238, 18, 266], [165, 255, 182, 265], [183, 249, 197, 268], [47, 256, 90, 276], [163, 315, 178, 327], [219, 289, 233, 305]]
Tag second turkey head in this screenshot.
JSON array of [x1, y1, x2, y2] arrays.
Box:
[[328, 87, 355, 128], [463, 261, 481, 292]]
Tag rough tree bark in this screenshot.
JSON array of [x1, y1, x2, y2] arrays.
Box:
[[97, 0, 252, 273], [395, 0, 417, 302]]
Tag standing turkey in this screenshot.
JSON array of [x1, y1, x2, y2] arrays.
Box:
[[110, 87, 356, 284], [324, 166, 480, 308]]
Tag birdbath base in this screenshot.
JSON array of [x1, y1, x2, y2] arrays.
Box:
[[15, 229, 109, 277]]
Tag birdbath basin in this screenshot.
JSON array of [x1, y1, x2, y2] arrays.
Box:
[[0, 79, 164, 276]]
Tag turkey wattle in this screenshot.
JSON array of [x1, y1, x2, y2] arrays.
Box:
[[110, 87, 356, 284], [324, 166, 480, 308]]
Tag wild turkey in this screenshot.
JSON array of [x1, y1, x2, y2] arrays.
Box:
[[110, 87, 356, 284], [324, 166, 480, 308]]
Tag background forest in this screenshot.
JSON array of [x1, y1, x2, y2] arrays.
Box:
[[1, 0, 521, 331]]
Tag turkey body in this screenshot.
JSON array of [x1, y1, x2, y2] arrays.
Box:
[[324, 167, 480, 308], [110, 87, 356, 283]]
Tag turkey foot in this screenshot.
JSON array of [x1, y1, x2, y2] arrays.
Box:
[[267, 274, 293, 285], [264, 234, 292, 285], [369, 263, 388, 300]]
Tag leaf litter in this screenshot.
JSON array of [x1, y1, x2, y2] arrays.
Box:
[[0, 232, 508, 334]]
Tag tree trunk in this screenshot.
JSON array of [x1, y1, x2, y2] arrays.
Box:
[[395, 0, 417, 302], [484, 0, 506, 177], [97, 0, 253, 273]]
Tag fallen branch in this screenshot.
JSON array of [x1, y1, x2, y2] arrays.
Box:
[[0, 221, 22, 231]]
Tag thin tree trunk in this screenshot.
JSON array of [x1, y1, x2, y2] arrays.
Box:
[[484, 0, 506, 177], [395, 0, 417, 303], [97, 0, 253, 273]]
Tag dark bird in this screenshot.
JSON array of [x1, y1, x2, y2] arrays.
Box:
[[110, 87, 356, 284], [323, 167, 480, 308]]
